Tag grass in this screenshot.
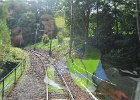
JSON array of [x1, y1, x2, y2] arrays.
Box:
[[0, 47, 29, 99], [27, 38, 101, 92], [67, 59, 99, 75], [73, 78, 93, 90], [47, 67, 55, 80], [27, 38, 69, 56], [67, 47, 101, 76], [66, 47, 101, 91], [0, 60, 25, 99], [47, 67, 64, 93], [27, 39, 58, 50]]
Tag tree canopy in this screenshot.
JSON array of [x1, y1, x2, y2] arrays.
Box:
[[63, 0, 140, 74], [0, 1, 11, 62]]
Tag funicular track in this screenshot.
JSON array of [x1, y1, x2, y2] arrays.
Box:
[[25, 48, 74, 100], [25, 48, 95, 100]]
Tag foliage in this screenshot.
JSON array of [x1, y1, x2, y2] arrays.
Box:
[[47, 67, 64, 93], [0, 56, 29, 99], [4, 47, 28, 62], [0, 20, 11, 45], [55, 16, 65, 28], [66, 47, 101, 91], [55, 16, 69, 37], [0, 2, 11, 63], [27, 38, 58, 51], [1, 47, 29, 79], [62, 0, 140, 72], [0, 46, 29, 98], [102, 34, 140, 71], [0, 1, 27, 79], [7, 0, 59, 46], [0, 61, 18, 79], [42, 34, 49, 44], [57, 32, 64, 44], [0, 47, 29, 80], [64, 0, 95, 40]]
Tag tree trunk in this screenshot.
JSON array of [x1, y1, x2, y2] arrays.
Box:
[[114, 2, 118, 34], [136, 0, 140, 42], [69, 0, 73, 58], [84, 7, 90, 56]]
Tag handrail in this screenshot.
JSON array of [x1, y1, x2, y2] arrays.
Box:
[[0, 58, 25, 100], [0, 59, 25, 82]]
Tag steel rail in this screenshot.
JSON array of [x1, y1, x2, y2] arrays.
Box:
[[24, 49, 74, 100], [24, 49, 48, 100]]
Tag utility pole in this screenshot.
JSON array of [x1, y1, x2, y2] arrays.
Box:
[[136, 0, 140, 42], [49, 34, 52, 56], [34, 24, 40, 50], [69, 0, 73, 58]]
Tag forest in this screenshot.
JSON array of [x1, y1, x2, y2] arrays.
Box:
[[0, 0, 140, 100]]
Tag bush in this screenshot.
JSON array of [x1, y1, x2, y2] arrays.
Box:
[[0, 47, 29, 79], [42, 34, 49, 44], [4, 47, 28, 62], [57, 32, 63, 44]]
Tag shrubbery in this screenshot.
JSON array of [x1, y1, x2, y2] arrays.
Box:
[[57, 32, 63, 44], [42, 34, 49, 44], [0, 47, 29, 79]]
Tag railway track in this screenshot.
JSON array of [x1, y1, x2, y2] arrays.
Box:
[[25, 49, 74, 100], [24, 48, 95, 100]]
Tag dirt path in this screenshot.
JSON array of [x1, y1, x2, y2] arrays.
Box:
[[6, 52, 46, 100]]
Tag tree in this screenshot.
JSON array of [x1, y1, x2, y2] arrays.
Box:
[[64, 0, 96, 57], [92, 0, 114, 54], [95, 0, 140, 76], [0, 1, 11, 62], [64, 0, 140, 76], [136, 0, 140, 42]]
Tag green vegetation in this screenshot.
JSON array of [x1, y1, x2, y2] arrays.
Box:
[[0, 48, 29, 99], [67, 59, 99, 75], [63, 0, 140, 77], [27, 38, 69, 54], [29, 37, 100, 91], [27, 39, 58, 50], [4, 47, 29, 62], [0, 59, 25, 97], [42, 34, 49, 44], [47, 67, 55, 81], [55, 16, 65, 29], [57, 32, 64, 44], [73, 78, 92, 90], [66, 47, 101, 91], [0, 2, 11, 63], [55, 16, 69, 37], [0, 0, 139, 99], [0, 2, 30, 98], [0, 46, 29, 98], [47, 67, 64, 93]]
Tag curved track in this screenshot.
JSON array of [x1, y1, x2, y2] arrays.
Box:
[[25, 49, 74, 100], [25, 49, 95, 100]]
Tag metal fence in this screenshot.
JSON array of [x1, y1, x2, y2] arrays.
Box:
[[0, 59, 25, 100]]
